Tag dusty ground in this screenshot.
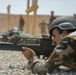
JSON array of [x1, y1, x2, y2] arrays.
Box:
[[0, 50, 36, 75]]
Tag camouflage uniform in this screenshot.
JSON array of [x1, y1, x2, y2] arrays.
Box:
[[39, 21, 47, 35], [48, 15, 56, 26], [8, 32, 37, 44], [29, 31, 76, 75], [19, 16, 25, 31]]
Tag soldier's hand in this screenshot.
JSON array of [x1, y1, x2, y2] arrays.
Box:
[[22, 47, 36, 60]]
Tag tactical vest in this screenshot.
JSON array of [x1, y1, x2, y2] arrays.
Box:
[[61, 31, 76, 71], [66, 31, 76, 54]]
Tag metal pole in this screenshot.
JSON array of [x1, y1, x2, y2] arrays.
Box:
[[26, 0, 30, 33], [32, 0, 38, 35]]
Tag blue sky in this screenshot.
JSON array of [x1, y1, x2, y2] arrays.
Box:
[[0, 0, 76, 16]]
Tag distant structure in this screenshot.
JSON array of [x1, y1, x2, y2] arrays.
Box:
[[19, 15, 25, 31], [39, 20, 47, 36], [26, 0, 38, 35]]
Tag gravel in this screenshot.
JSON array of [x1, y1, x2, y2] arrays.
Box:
[[0, 50, 35, 75], [0, 50, 76, 75]]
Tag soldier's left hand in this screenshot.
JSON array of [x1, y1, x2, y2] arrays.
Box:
[[22, 47, 36, 60]]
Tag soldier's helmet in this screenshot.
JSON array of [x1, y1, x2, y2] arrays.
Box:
[[49, 16, 76, 35], [7, 27, 21, 36]]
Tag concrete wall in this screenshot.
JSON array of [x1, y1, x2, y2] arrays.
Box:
[[0, 13, 54, 37]]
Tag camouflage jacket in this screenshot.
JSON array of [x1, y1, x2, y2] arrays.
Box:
[[31, 31, 76, 74]]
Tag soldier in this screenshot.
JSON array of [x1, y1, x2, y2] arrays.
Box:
[[73, 13, 76, 19], [7, 27, 21, 43], [19, 15, 25, 31], [22, 16, 76, 75], [48, 11, 56, 28], [7, 27, 38, 45], [39, 20, 47, 36]]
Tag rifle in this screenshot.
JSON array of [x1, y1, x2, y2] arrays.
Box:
[[0, 36, 55, 57]]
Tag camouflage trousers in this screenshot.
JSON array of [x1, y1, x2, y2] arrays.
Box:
[[46, 71, 76, 75], [32, 71, 76, 75]]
